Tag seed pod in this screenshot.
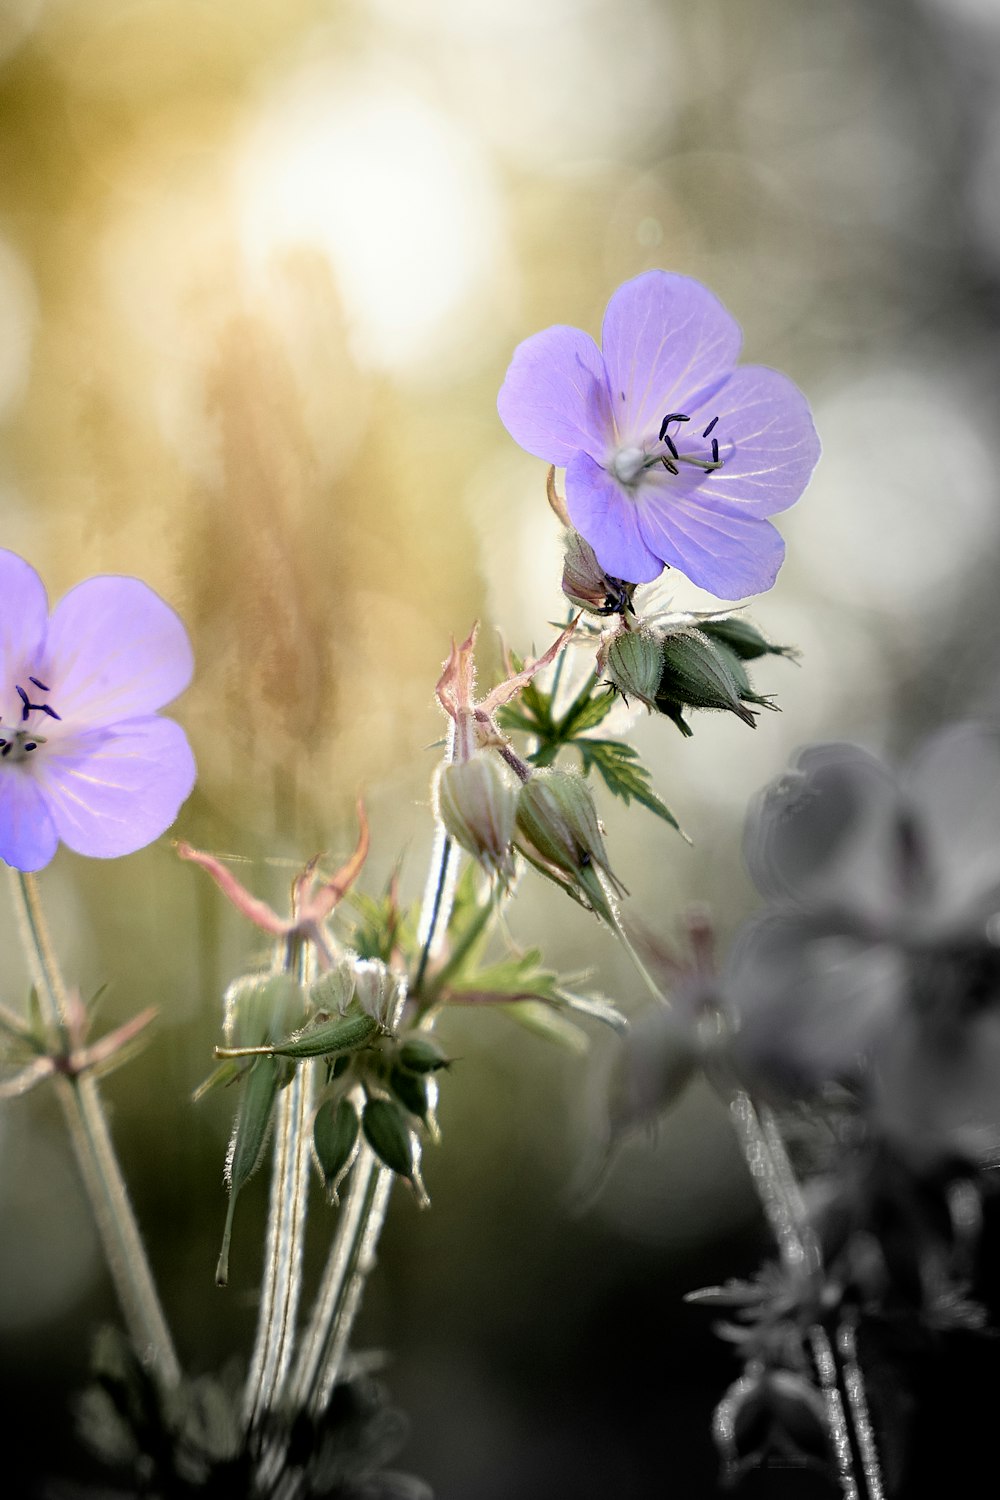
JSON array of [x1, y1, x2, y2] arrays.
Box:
[[435, 753, 518, 881], [362, 1095, 415, 1179], [390, 1066, 430, 1123], [698, 616, 793, 662], [603, 628, 664, 706], [656, 630, 757, 729], [397, 1035, 452, 1073], [215, 1011, 380, 1061], [216, 1058, 280, 1286], [312, 1096, 360, 1204]]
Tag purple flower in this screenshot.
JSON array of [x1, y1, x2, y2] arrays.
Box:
[[0, 549, 196, 872], [497, 271, 820, 599]]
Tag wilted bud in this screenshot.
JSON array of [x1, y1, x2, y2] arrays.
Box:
[[353, 959, 404, 1032], [561, 530, 634, 615], [655, 629, 759, 735], [603, 627, 664, 707], [308, 962, 356, 1017], [223, 972, 305, 1049], [312, 1096, 360, 1205], [435, 753, 518, 881], [515, 768, 625, 924]]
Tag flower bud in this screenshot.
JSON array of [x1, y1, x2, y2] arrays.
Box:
[[362, 1095, 430, 1206], [435, 753, 518, 882], [515, 768, 624, 924], [655, 629, 758, 734], [603, 628, 664, 707], [397, 1035, 452, 1073], [353, 959, 404, 1031]]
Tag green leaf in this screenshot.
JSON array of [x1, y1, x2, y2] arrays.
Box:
[[577, 739, 683, 832], [217, 1058, 280, 1286], [500, 1001, 589, 1053]]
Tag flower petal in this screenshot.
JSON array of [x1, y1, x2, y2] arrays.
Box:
[[564, 451, 663, 583], [685, 365, 821, 519], [600, 271, 742, 446], [44, 576, 194, 728], [35, 716, 197, 859], [497, 325, 612, 466], [0, 767, 59, 871], [743, 743, 903, 919], [903, 722, 1000, 933], [0, 551, 49, 709], [635, 485, 786, 599]]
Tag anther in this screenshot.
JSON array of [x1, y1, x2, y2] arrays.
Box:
[[664, 434, 679, 460], [658, 412, 690, 441], [37, 704, 61, 721], [29, 677, 50, 692], [711, 438, 720, 464], [24, 742, 37, 752], [661, 458, 680, 475], [702, 416, 719, 438], [16, 684, 30, 720], [1, 744, 10, 758]]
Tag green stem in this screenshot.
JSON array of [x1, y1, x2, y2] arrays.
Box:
[[7, 869, 180, 1386]]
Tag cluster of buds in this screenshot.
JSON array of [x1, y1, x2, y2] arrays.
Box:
[[600, 612, 790, 737], [433, 624, 625, 924]]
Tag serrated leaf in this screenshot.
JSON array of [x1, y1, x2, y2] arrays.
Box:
[[577, 739, 683, 833]]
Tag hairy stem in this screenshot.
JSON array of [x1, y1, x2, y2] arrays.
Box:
[[243, 939, 316, 1433], [290, 812, 457, 1416], [7, 869, 180, 1386]]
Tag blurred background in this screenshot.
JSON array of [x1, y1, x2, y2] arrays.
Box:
[[1, 0, 999, 1494]]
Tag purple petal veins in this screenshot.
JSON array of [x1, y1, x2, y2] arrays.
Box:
[[497, 269, 820, 600], [0, 549, 196, 872]]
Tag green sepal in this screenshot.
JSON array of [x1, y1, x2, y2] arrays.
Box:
[[312, 1096, 360, 1205], [656, 630, 756, 728], [361, 1095, 414, 1178], [216, 1057, 280, 1286]]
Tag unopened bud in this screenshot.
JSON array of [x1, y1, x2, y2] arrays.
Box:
[[435, 753, 518, 881], [656, 629, 758, 733], [352, 959, 404, 1031], [603, 628, 664, 707], [362, 1095, 430, 1206], [397, 1035, 452, 1073], [515, 768, 624, 924]]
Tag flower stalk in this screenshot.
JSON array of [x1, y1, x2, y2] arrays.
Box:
[[7, 868, 180, 1387]]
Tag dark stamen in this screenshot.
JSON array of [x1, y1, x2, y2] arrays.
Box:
[[661, 458, 680, 475], [29, 676, 50, 691], [15, 684, 30, 721], [658, 412, 690, 441], [711, 437, 720, 464], [702, 415, 719, 438], [37, 704, 62, 721], [619, 390, 626, 401], [1, 744, 10, 758], [24, 742, 37, 752], [664, 434, 679, 460]]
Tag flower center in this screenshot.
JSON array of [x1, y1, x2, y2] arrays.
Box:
[[0, 677, 61, 764], [611, 445, 647, 486], [649, 411, 725, 479]]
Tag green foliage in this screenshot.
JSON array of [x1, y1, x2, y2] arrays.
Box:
[[575, 738, 682, 832]]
